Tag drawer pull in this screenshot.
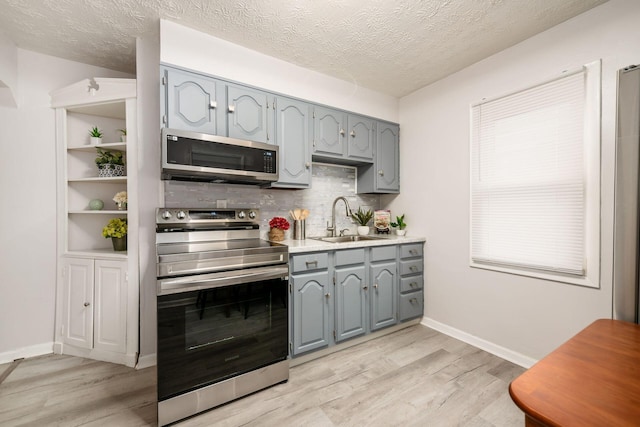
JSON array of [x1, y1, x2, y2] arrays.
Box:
[[409, 265, 418, 272], [305, 260, 318, 268], [410, 298, 418, 304], [409, 249, 418, 255], [410, 282, 417, 288]]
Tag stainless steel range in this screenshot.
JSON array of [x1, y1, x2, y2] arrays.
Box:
[[155, 208, 289, 426]]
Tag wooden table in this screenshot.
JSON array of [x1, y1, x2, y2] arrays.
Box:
[[509, 319, 640, 427]]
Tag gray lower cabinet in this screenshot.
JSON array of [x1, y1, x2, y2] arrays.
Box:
[[358, 122, 400, 194], [272, 97, 312, 188], [399, 243, 424, 321], [161, 66, 225, 135], [227, 84, 273, 144], [291, 252, 331, 355], [370, 245, 398, 331], [334, 249, 367, 342]]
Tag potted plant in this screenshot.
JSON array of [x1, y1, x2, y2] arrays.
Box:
[[391, 214, 407, 236], [268, 217, 290, 241], [102, 218, 127, 251], [118, 128, 127, 142], [95, 148, 125, 178], [113, 191, 127, 210], [351, 207, 374, 236], [89, 126, 103, 145]]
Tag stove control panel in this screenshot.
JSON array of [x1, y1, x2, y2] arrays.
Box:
[[156, 208, 260, 225]]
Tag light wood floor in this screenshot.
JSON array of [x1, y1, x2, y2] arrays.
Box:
[[0, 325, 525, 426]]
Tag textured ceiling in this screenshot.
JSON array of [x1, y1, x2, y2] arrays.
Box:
[[0, 0, 608, 97]]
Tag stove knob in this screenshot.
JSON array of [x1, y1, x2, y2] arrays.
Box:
[[238, 211, 246, 219], [161, 210, 172, 220], [176, 211, 186, 220], [248, 211, 256, 219]]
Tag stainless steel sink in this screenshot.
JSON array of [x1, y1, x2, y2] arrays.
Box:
[[310, 235, 386, 243]]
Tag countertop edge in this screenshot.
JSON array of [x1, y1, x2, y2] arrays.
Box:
[[275, 236, 426, 253]]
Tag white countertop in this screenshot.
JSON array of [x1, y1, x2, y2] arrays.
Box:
[[276, 234, 426, 254]]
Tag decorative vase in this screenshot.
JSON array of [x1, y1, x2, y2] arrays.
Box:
[[90, 136, 102, 145], [269, 228, 285, 242], [88, 199, 104, 210], [111, 236, 127, 251], [357, 226, 370, 236], [120, 135, 127, 142], [396, 229, 407, 236], [117, 201, 127, 211], [98, 164, 125, 178]]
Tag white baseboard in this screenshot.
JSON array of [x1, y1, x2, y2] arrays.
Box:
[[421, 317, 537, 369], [0, 342, 53, 364], [136, 353, 156, 369]]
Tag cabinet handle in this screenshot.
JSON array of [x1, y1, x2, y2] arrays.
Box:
[[305, 162, 311, 168], [339, 128, 345, 136], [378, 170, 384, 176], [209, 101, 217, 109], [84, 302, 90, 307], [409, 265, 418, 272], [305, 260, 318, 268], [350, 130, 356, 137], [363, 285, 368, 290], [409, 249, 418, 255], [228, 105, 235, 113], [410, 282, 417, 288], [410, 298, 418, 304], [325, 292, 331, 299], [374, 283, 378, 289]]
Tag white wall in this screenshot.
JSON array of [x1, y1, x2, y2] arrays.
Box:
[[392, 0, 639, 363], [160, 20, 399, 123], [0, 49, 131, 363]]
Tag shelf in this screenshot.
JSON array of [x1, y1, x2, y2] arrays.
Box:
[[68, 177, 127, 183], [69, 210, 128, 215], [68, 142, 126, 152], [64, 249, 127, 259]]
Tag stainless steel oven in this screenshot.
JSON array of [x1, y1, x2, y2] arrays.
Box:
[[156, 208, 289, 426]]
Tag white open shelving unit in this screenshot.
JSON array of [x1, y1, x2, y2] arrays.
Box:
[[51, 78, 139, 367]]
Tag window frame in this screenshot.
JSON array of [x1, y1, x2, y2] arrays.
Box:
[[469, 60, 601, 288]]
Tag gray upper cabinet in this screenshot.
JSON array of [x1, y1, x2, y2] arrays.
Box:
[[357, 122, 400, 194], [272, 97, 312, 188], [313, 106, 346, 157], [226, 84, 273, 144], [162, 67, 225, 135], [346, 114, 375, 162]]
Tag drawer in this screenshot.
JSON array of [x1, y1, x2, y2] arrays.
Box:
[[370, 245, 397, 262], [334, 248, 365, 267], [291, 252, 329, 273], [399, 259, 423, 276], [399, 291, 424, 321], [400, 275, 423, 293], [400, 243, 423, 259]]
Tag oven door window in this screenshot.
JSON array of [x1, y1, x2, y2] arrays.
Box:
[[157, 277, 288, 401]]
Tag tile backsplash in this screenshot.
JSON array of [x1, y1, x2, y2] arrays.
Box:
[[164, 163, 381, 239]]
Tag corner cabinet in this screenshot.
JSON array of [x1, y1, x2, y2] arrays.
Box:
[[357, 122, 400, 194], [51, 78, 139, 367]]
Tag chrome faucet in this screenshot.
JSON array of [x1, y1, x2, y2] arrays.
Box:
[[327, 196, 353, 237]]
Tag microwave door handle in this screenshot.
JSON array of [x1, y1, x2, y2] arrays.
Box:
[[157, 265, 289, 295]]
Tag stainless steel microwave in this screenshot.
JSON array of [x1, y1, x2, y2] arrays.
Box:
[[161, 128, 279, 185]]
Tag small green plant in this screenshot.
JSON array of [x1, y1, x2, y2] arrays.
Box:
[[390, 214, 406, 230], [102, 218, 127, 238], [89, 126, 103, 138], [118, 128, 127, 136], [95, 148, 124, 167], [351, 207, 373, 226]]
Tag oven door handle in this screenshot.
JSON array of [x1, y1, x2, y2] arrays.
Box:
[[157, 265, 289, 296]]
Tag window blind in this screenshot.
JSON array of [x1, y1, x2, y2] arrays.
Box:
[[471, 70, 587, 276]]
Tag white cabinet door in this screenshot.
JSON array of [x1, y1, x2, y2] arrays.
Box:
[[94, 260, 127, 353], [63, 258, 94, 349]]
